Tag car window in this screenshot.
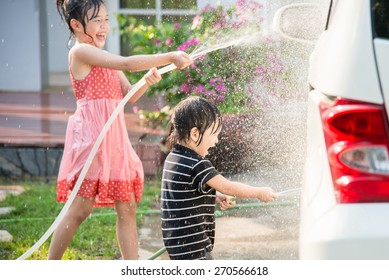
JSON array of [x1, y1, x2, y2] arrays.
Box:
[[373, 0, 389, 39]]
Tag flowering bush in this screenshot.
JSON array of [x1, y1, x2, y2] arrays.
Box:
[[118, 0, 290, 128]]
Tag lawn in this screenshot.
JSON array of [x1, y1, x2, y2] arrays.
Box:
[[0, 180, 161, 260]]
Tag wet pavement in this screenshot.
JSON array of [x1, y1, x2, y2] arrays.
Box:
[[138, 170, 301, 260], [138, 191, 300, 260], [213, 200, 299, 260]]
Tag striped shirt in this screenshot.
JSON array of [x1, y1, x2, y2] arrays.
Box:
[[161, 144, 220, 260]]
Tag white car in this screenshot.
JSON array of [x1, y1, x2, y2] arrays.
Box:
[[275, 0, 389, 259]]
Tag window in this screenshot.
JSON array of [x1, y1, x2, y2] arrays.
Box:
[[373, 0, 389, 39], [118, 0, 198, 54]]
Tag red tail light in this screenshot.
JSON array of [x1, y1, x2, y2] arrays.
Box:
[[320, 98, 389, 203]]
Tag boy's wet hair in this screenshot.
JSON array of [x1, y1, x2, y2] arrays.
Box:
[[166, 96, 222, 150], [56, 0, 104, 46]]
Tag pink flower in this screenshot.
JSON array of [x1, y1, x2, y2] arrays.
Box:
[[177, 38, 199, 51], [216, 95, 225, 102], [191, 15, 202, 30], [177, 44, 188, 51], [204, 90, 214, 97], [180, 83, 191, 94], [133, 106, 139, 114], [154, 39, 161, 46], [194, 85, 205, 94], [216, 83, 227, 94], [165, 37, 172, 47], [173, 23, 180, 30]]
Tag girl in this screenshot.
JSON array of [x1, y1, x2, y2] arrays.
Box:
[[49, 0, 192, 260], [161, 96, 278, 260]]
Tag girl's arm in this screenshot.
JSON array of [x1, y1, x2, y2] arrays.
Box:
[[118, 71, 132, 94], [207, 174, 278, 203], [72, 43, 192, 72]]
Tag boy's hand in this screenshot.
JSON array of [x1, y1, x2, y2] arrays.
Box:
[[216, 194, 236, 211], [258, 187, 278, 203]]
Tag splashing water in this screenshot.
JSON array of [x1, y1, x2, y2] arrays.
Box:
[[189, 31, 265, 59]]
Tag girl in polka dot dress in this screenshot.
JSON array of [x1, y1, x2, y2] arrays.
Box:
[[48, 0, 192, 260]]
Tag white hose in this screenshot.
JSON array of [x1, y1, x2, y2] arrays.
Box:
[[17, 64, 176, 260]]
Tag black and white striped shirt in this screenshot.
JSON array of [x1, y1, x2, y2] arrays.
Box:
[[161, 144, 220, 260]]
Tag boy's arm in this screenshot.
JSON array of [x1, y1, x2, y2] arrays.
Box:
[[207, 174, 278, 203]]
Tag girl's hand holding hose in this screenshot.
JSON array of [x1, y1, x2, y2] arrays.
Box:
[[144, 67, 162, 86], [171, 51, 193, 69]]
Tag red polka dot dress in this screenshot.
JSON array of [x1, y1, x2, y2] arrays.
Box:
[[57, 64, 144, 207]]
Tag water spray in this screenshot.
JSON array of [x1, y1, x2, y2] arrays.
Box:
[[16, 34, 257, 260]]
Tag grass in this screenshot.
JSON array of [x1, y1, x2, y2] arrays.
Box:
[[0, 180, 161, 260]]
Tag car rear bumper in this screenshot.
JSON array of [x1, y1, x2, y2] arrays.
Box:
[[299, 203, 389, 259]]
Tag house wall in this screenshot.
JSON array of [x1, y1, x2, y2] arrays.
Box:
[[0, 0, 48, 91], [46, 1, 69, 73]]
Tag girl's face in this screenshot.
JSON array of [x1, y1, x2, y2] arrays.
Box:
[[76, 5, 110, 48], [190, 124, 221, 157]]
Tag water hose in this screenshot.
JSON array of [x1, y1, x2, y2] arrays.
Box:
[[146, 188, 301, 260], [1, 189, 300, 224]]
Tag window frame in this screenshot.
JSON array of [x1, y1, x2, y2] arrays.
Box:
[[110, 0, 199, 55], [119, 1, 198, 23], [372, 0, 389, 39]]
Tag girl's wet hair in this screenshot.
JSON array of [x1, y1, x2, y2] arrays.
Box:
[[56, 0, 104, 47], [166, 96, 222, 150]]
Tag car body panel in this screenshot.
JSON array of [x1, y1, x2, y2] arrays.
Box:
[[300, 203, 389, 259], [308, 0, 383, 104]]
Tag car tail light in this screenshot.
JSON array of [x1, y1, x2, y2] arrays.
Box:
[[320, 98, 389, 203]]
